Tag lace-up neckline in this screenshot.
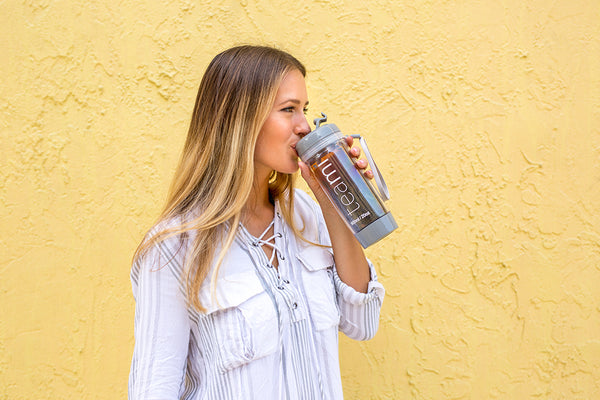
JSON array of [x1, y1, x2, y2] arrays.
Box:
[[249, 219, 283, 268]]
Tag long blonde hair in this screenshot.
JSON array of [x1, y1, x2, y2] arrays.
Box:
[[133, 45, 307, 312]]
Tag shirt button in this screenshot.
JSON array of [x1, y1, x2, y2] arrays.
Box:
[[292, 302, 298, 309]]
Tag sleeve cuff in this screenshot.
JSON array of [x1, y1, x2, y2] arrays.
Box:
[[333, 260, 385, 306]]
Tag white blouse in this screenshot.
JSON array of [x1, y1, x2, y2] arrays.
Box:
[[129, 189, 385, 400]]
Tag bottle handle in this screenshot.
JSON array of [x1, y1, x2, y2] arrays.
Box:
[[350, 134, 390, 201]]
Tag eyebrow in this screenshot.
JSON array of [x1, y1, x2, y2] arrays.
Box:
[[277, 99, 309, 107]]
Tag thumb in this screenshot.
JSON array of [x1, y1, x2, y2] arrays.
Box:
[[298, 160, 325, 198]]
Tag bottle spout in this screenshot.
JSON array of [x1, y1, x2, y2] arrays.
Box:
[[313, 112, 327, 128]]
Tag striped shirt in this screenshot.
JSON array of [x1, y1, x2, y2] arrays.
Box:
[[129, 189, 385, 400]]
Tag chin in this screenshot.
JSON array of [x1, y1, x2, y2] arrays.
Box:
[[279, 168, 299, 175], [277, 163, 299, 175]]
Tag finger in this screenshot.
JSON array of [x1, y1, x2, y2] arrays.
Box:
[[355, 159, 368, 170], [299, 160, 332, 205], [344, 135, 354, 147], [363, 170, 374, 180], [298, 160, 312, 182], [349, 146, 360, 158], [298, 160, 320, 191]]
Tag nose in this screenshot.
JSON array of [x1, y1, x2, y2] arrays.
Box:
[[294, 114, 311, 138]]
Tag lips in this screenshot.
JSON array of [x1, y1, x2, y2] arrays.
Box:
[[291, 143, 299, 156]]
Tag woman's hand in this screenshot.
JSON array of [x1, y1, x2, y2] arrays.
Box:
[[345, 136, 374, 180]]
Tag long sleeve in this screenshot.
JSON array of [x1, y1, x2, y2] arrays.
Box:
[[332, 262, 384, 340], [305, 190, 385, 341], [129, 239, 191, 400]]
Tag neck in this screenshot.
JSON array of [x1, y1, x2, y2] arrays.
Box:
[[243, 169, 273, 220]]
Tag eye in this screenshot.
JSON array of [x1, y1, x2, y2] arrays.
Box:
[[281, 107, 295, 113], [303, 107, 309, 115]]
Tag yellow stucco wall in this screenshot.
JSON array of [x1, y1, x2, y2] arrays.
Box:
[[1, 1, 599, 399]]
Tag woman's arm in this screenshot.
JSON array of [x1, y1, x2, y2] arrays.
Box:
[[294, 187, 385, 341], [129, 239, 190, 399], [298, 136, 373, 293]]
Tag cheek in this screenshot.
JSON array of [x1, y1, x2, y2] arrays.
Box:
[[259, 121, 288, 145], [254, 137, 279, 163]]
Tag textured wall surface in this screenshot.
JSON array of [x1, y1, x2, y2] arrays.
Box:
[[1, 1, 599, 399]]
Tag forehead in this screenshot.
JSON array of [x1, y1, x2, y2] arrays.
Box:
[[274, 69, 308, 101]]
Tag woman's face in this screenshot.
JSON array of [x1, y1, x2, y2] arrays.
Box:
[[254, 69, 311, 177]]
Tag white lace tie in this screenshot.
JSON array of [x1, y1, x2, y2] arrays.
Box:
[[252, 220, 284, 268]]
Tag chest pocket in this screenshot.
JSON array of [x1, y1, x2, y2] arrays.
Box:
[[297, 246, 341, 331], [198, 271, 278, 374]]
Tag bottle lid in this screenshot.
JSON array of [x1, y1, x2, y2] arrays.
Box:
[[295, 113, 343, 161]]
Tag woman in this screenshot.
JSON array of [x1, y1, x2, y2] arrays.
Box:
[[129, 45, 385, 400]]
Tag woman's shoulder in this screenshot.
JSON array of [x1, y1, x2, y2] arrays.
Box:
[[290, 188, 329, 246], [292, 188, 320, 214], [291, 188, 322, 224], [148, 214, 193, 244], [133, 214, 194, 270]]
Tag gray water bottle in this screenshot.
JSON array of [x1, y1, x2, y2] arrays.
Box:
[[296, 113, 398, 248]]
